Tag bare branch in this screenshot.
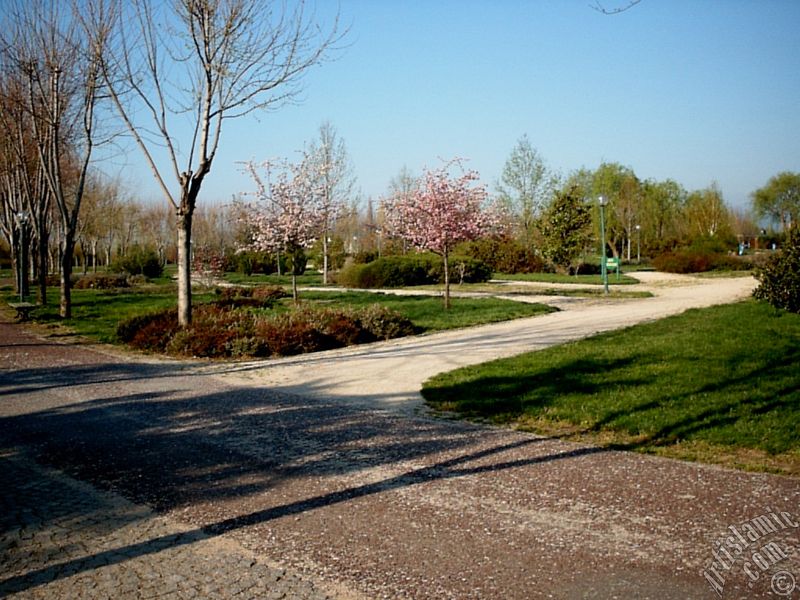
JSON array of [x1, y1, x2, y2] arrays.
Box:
[[591, 0, 642, 15]]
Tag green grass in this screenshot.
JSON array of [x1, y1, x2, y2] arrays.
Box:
[[6, 285, 215, 343], [423, 300, 800, 476], [223, 272, 324, 286], [3, 284, 554, 343], [494, 272, 640, 285], [300, 290, 555, 332]]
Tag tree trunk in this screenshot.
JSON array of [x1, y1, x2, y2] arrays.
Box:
[[443, 250, 451, 310], [322, 235, 329, 285], [176, 211, 193, 327], [38, 221, 48, 305], [291, 272, 298, 303], [60, 234, 75, 318]]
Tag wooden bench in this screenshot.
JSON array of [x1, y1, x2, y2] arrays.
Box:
[[8, 302, 36, 321]]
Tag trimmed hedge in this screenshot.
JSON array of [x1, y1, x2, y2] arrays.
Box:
[[336, 253, 491, 288]]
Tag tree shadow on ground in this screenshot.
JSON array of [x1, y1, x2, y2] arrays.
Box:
[[0, 359, 603, 594]]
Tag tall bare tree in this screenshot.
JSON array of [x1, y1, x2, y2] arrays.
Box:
[[306, 121, 356, 283], [93, 0, 341, 325], [1, 0, 109, 317]]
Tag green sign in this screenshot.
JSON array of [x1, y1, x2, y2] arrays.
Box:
[[606, 258, 619, 268]]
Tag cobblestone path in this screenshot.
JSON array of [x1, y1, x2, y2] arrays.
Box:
[[1, 310, 798, 599], [0, 449, 331, 600]]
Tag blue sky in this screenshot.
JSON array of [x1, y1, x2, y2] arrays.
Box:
[[122, 0, 800, 210]]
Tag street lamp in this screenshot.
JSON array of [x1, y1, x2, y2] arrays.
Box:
[[635, 224, 641, 264], [15, 210, 30, 302], [598, 196, 609, 295]]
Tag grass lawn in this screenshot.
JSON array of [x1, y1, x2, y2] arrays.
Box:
[[223, 272, 324, 286], [300, 290, 555, 332], [2, 284, 554, 343], [494, 272, 640, 285], [422, 300, 800, 476]]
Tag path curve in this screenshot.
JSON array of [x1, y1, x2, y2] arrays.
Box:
[[211, 272, 758, 415]]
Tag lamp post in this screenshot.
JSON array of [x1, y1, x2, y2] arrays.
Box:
[[598, 196, 609, 295], [635, 224, 641, 264], [15, 211, 30, 302]]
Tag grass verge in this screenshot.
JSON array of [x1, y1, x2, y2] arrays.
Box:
[[422, 300, 799, 476], [2, 285, 555, 344], [494, 272, 640, 285]]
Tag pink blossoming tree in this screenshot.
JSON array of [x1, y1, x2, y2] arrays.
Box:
[[383, 161, 500, 308], [240, 155, 325, 301]]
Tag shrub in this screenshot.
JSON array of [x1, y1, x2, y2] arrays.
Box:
[[336, 253, 491, 288], [427, 255, 492, 284], [214, 285, 287, 308], [166, 305, 256, 358], [117, 298, 416, 358], [117, 308, 179, 351], [570, 262, 602, 276], [353, 250, 380, 264], [456, 237, 548, 274], [74, 273, 130, 289], [112, 247, 163, 278], [754, 226, 800, 313], [653, 249, 752, 274], [254, 312, 337, 356], [355, 305, 416, 340]]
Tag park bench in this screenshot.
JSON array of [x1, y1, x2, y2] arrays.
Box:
[[8, 301, 36, 322]]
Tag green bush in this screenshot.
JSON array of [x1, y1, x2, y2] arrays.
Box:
[[111, 247, 163, 278], [214, 285, 287, 308], [754, 226, 800, 313], [653, 249, 752, 274], [336, 253, 491, 288], [455, 237, 547, 274], [74, 273, 129, 289]]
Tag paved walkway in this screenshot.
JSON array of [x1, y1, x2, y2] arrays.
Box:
[[1, 274, 798, 599]]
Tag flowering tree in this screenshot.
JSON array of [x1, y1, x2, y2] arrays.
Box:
[[383, 161, 499, 308], [240, 156, 324, 301]]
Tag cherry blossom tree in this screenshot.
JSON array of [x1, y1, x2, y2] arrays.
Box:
[[239, 155, 324, 301], [383, 161, 499, 309]]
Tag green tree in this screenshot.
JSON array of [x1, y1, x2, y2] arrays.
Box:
[[752, 172, 800, 231], [590, 162, 640, 259], [683, 183, 732, 241], [541, 185, 592, 274], [496, 135, 558, 248], [641, 178, 686, 252]]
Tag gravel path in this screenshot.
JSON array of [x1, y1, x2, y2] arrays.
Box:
[[1, 273, 798, 600], [208, 272, 759, 416]]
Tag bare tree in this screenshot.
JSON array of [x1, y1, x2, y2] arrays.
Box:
[[93, 0, 341, 325], [306, 121, 356, 283], [1, 0, 110, 317]]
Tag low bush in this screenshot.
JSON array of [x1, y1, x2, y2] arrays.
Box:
[[336, 253, 491, 288], [111, 247, 163, 279], [74, 273, 130, 289], [653, 249, 752, 274], [213, 285, 288, 308], [117, 308, 179, 352], [116, 302, 414, 358], [456, 237, 548, 274], [754, 226, 800, 313]]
